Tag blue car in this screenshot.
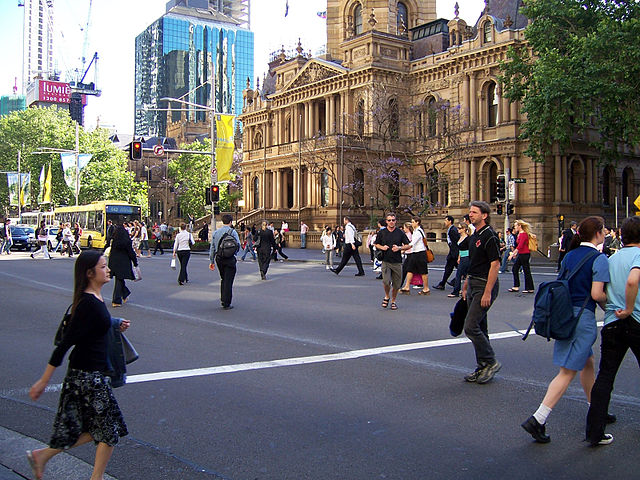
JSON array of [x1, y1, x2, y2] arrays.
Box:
[[9, 226, 33, 251]]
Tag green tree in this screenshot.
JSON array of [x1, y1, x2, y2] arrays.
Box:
[[0, 107, 147, 215], [168, 139, 242, 220], [500, 0, 640, 163]]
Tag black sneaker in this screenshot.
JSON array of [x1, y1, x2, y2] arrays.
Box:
[[432, 284, 445, 290], [464, 366, 483, 382], [476, 360, 502, 384], [521, 416, 551, 443], [605, 413, 617, 424]]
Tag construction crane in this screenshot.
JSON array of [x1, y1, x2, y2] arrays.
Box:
[[67, 0, 101, 125]]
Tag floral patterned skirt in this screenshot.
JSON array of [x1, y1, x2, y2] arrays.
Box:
[[49, 368, 128, 449]]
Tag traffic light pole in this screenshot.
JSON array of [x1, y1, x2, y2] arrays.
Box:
[[504, 168, 510, 237]]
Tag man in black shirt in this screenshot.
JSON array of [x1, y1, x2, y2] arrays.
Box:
[[374, 213, 410, 310], [462, 201, 502, 384]]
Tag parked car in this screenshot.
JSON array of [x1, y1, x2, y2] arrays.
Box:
[[44, 226, 59, 250], [9, 226, 33, 251], [19, 225, 38, 250]]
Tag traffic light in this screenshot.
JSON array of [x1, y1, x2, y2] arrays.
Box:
[[497, 204, 503, 215], [211, 184, 220, 203], [496, 174, 506, 202], [130, 141, 142, 160], [507, 203, 514, 215]]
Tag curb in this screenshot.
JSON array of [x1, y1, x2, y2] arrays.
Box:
[[0, 426, 117, 480]]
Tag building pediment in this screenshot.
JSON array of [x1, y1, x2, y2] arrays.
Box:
[[283, 60, 347, 92]]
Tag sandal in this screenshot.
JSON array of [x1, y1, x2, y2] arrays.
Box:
[[382, 298, 390, 308], [418, 290, 431, 296], [390, 302, 398, 310], [508, 288, 520, 292], [399, 289, 410, 295], [26, 450, 42, 480]]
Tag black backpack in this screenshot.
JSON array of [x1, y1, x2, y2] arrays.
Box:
[[216, 229, 239, 259]]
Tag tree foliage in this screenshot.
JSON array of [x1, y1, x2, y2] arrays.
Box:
[[0, 107, 147, 215], [500, 0, 640, 162], [167, 139, 242, 219]]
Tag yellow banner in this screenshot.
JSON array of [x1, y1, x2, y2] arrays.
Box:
[[215, 114, 235, 182], [43, 163, 52, 204]]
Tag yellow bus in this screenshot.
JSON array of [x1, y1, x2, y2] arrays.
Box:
[[54, 201, 142, 249]]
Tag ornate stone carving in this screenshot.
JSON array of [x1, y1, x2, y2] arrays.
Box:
[[288, 63, 341, 89], [353, 47, 367, 59]]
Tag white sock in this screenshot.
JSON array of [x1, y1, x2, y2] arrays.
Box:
[[533, 404, 552, 425]]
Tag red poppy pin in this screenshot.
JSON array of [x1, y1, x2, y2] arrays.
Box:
[[476, 240, 481, 247]]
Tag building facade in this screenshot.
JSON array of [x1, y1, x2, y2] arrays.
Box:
[[0, 95, 26, 117], [134, 1, 254, 137], [238, 0, 640, 250], [21, 0, 56, 91]]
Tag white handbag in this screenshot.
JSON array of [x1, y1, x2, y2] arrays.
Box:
[[170, 258, 176, 269], [133, 265, 142, 281]]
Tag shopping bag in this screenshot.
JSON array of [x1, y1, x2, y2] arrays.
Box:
[[170, 258, 176, 269]]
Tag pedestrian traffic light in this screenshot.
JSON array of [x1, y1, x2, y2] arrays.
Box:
[[130, 141, 142, 160], [496, 174, 506, 202], [211, 184, 220, 203], [497, 204, 503, 215], [507, 203, 514, 215]]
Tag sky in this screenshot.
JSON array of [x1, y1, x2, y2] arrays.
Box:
[[0, 0, 485, 134]]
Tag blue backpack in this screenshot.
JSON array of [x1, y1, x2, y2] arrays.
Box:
[[522, 249, 599, 342]]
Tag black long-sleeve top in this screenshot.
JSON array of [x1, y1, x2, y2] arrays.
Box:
[[49, 293, 112, 372]]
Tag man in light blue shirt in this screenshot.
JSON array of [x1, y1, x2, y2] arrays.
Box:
[[209, 214, 240, 310], [586, 216, 640, 446]]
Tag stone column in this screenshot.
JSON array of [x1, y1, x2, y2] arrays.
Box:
[[306, 170, 312, 207], [510, 100, 518, 122], [328, 96, 335, 134], [554, 154, 562, 202], [586, 157, 593, 203], [325, 97, 331, 135], [501, 94, 510, 123], [561, 156, 568, 202], [469, 72, 477, 127], [470, 159, 477, 201], [463, 74, 470, 126], [463, 159, 470, 204], [292, 168, 299, 208]]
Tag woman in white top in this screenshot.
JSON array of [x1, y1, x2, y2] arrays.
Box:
[[321, 226, 336, 269], [62, 223, 75, 257], [400, 217, 430, 295], [172, 223, 194, 285]]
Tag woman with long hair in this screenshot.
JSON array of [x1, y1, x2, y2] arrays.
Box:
[[27, 251, 130, 480], [522, 216, 609, 444], [173, 223, 194, 285], [400, 217, 430, 295], [108, 224, 138, 306], [508, 220, 535, 293], [321, 226, 336, 270]]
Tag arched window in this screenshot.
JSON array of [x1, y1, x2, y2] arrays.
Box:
[[253, 176, 260, 209], [569, 159, 586, 203], [357, 99, 365, 136], [427, 97, 437, 137], [397, 2, 408, 33], [354, 4, 363, 35], [354, 168, 364, 206], [483, 21, 492, 43], [320, 169, 330, 207], [487, 82, 498, 127], [389, 98, 399, 139], [254, 131, 263, 149]]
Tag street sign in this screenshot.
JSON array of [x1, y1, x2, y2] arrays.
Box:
[[511, 177, 526, 183], [634, 193, 640, 211], [153, 145, 164, 156]]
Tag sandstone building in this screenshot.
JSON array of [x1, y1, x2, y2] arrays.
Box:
[[238, 0, 640, 249]]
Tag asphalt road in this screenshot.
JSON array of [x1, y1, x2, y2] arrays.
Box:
[[1, 250, 640, 480]]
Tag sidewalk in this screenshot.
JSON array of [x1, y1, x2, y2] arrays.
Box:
[[0, 426, 117, 480]]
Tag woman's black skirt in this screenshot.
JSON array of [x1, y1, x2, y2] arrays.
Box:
[[406, 251, 428, 275], [49, 368, 128, 449]]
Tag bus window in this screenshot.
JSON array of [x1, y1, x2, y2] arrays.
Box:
[[95, 212, 104, 233], [87, 211, 96, 230]]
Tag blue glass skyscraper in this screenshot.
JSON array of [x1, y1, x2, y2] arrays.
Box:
[[135, 3, 254, 137]]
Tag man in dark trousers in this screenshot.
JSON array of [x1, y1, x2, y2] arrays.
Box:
[[105, 219, 115, 250], [557, 221, 577, 271], [331, 216, 365, 276], [461, 201, 502, 384], [433, 215, 460, 290], [209, 214, 240, 310]]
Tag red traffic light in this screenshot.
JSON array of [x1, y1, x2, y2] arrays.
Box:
[[130, 141, 142, 160], [211, 184, 220, 202]]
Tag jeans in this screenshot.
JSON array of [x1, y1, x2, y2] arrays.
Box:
[[500, 249, 511, 272], [464, 276, 499, 365], [586, 317, 640, 443], [1, 238, 11, 253], [452, 257, 470, 296], [324, 248, 333, 267], [241, 243, 256, 260], [300, 233, 307, 248]]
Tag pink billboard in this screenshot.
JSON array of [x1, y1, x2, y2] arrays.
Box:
[[39, 80, 72, 103]]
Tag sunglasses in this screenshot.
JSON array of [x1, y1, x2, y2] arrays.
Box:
[[386, 218, 396, 222]]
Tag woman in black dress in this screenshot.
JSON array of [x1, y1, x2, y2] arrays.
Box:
[[255, 221, 276, 280], [108, 224, 138, 306], [27, 251, 130, 480]]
